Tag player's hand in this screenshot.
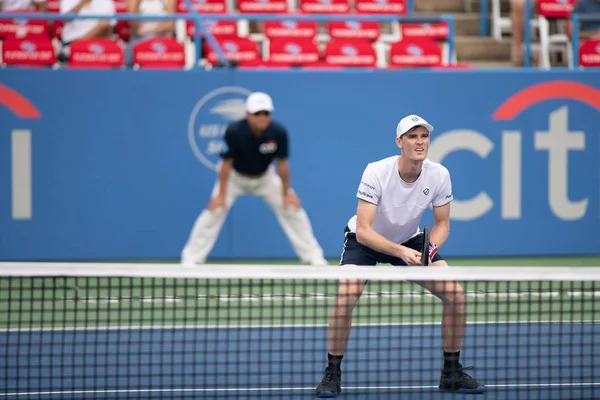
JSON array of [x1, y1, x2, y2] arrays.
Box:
[[208, 193, 226, 211], [398, 246, 422, 266], [283, 192, 301, 209]]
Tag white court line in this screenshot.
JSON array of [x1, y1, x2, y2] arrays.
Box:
[[0, 320, 598, 332], [1, 382, 599, 397]]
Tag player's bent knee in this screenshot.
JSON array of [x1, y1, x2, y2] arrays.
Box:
[[431, 260, 449, 267], [444, 282, 465, 307], [336, 279, 366, 306]]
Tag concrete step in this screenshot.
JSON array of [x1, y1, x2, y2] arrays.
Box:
[[415, 0, 511, 13], [454, 36, 512, 61], [414, 12, 482, 36], [467, 60, 517, 68], [453, 13, 482, 36]]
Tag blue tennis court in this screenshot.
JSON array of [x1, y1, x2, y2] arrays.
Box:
[[2, 322, 599, 399]]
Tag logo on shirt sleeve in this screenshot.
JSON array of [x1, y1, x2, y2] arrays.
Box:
[[357, 190, 374, 199], [360, 180, 376, 190]]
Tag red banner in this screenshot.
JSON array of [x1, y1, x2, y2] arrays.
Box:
[[324, 40, 376, 67], [133, 37, 185, 68], [268, 38, 320, 65], [327, 21, 380, 41], [204, 37, 261, 66], [238, 0, 288, 13], [355, 0, 406, 14], [401, 22, 448, 40], [177, 0, 227, 13], [300, 0, 350, 14], [69, 39, 124, 68], [389, 39, 442, 67], [0, 11, 48, 40], [579, 39, 600, 67], [537, 0, 575, 18], [187, 20, 237, 38], [2, 38, 55, 66], [264, 20, 317, 40]]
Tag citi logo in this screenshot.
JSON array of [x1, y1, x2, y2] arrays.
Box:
[[428, 80, 600, 222], [0, 83, 41, 221]]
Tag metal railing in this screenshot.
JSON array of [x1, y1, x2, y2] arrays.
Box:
[[479, 0, 488, 37]]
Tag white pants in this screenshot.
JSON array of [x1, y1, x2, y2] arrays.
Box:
[[181, 166, 327, 265]]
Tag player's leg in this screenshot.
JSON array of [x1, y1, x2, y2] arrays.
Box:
[[180, 171, 245, 264], [316, 231, 375, 398], [395, 234, 484, 394], [255, 167, 327, 266], [413, 260, 485, 394]]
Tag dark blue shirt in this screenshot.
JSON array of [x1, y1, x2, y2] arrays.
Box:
[[574, 0, 600, 32], [220, 119, 289, 176]]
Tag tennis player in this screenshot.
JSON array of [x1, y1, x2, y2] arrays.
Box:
[[315, 115, 485, 397], [181, 92, 327, 267]]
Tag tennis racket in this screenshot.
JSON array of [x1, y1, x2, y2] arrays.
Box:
[[421, 224, 430, 266]]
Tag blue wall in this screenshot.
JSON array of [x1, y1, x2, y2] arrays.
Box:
[[1, 69, 599, 260]]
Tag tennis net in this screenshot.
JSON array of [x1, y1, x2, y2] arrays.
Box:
[[1, 263, 599, 399]]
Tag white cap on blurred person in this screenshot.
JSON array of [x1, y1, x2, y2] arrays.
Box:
[[246, 92, 274, 114], [396, 114, 434, 138]]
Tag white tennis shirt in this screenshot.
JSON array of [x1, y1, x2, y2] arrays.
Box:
[[347, 156, 453, 244]]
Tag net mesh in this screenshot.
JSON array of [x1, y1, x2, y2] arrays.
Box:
[[1, 263, 599, 399]]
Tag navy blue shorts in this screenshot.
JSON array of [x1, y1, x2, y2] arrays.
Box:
[[339, 226, 444, 266]]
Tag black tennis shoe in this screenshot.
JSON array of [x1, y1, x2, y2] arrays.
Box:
[[439, 363, 485, 394], [316, 367, 341, 398]]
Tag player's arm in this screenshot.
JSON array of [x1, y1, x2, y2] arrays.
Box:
[[275, 158, 291, 197], [214, 126, 236, 199], [274, 126, 300, 207], [217, 159, 233, 197], [355, 199, 422, 265], [428, 167, 453, 254], [430, 202, 450, 249]]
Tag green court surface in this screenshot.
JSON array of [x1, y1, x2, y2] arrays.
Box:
[[112, 255, 600, 266], [2, 256, 599, 329]]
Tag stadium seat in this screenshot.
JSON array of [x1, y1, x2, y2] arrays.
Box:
[[185, 19, 238, 39], [237, 0, 288, 13], [354, 0, 406, 14], [0, 10, 49, 40], [388, 38, 443, 68], [68, 38, 124, 68], [327, 21, 381, 42], [263, 20, 317, 41], [400, 22, 448, 41], [177, 0, 228, 13], [324, 39, 377, 67], [299, 0, 351, 14], [537, 0, 575, 68], [133, 37, 186, 68], [265, 37, 320, 66], [1, 38, 56, 66], [578, 39, 600, 68], [203, 36, 261, 66]]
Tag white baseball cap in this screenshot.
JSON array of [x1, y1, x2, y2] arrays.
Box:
[[246, 92, 274, 114], [396, 114, 434, 138]]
